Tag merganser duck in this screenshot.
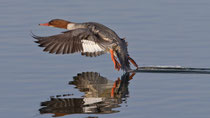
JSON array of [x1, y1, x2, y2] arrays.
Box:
[[32, 19, 138, 71]]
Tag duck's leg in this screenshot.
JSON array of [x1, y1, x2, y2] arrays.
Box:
[[111, 77, 121, 98], [111, 79, 117, 98], [115, 57, 121, 69], [128, 56, 138, 68], [110, 49, 121, 71], [129, 73, 136, 80]]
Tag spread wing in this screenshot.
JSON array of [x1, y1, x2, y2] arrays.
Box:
[[32, 29, 106, 57]]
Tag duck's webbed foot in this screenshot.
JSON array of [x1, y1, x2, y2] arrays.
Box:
[[128, 56, 138, 69]]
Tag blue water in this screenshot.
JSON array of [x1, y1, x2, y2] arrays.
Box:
[[1, 0, 210, 118]]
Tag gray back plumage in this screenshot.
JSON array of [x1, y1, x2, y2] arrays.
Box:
[[84, 22, 131, 71]]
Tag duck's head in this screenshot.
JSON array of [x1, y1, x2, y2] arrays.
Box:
[[39, 19, 71, 29]]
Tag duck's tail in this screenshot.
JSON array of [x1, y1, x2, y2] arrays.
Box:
[[116, 50, 131, 71], [116, 39, 131, 72]]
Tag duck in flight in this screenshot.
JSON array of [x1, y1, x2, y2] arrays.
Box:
[[32, 19, 138, 71]]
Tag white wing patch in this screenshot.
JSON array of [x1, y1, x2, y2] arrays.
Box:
[[81, 40, 103, 52]]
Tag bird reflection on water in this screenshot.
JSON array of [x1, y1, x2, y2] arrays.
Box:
[[39, 72, 135, 117]]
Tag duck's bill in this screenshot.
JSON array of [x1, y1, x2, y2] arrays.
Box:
[[39, 23, 49, 26]]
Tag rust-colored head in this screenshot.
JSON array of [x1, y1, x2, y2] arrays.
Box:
[[39, 19, 70, 29]]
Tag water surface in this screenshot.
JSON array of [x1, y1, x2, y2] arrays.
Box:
[[1, 0, 210, 118]]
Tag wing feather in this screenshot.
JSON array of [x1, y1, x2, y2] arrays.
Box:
[[32, 28, 107, 57], [43, 42, 56, 52]]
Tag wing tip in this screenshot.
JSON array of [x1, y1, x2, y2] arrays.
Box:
[[30, 31, 43, 41]]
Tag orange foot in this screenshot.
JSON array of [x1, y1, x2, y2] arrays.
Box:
[[111, 77, 121, 98], [129, 73, 136, 80], [110, 49, 121, 71], [128, 56, 138, 69], [115, 58, 121, 71]]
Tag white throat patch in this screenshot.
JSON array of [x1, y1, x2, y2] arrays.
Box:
[[67, 24, 76, 30]]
